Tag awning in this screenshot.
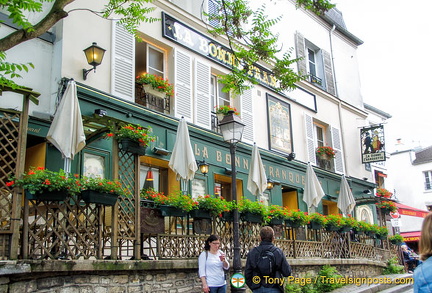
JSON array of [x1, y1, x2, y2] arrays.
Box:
[[401, 231, 421, 242], [396, 203, 429, 218]]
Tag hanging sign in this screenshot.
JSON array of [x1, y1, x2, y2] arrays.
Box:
[[360, 125, 386, 163]]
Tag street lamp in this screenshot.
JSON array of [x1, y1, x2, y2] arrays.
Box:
[[218, 110, 245, 293]]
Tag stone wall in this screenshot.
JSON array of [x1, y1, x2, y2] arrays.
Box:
[[0, 259, 387, 293]]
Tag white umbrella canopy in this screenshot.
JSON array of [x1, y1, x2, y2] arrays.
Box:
[[337, 175, 356, 216], [247, 143, 267, 196], [46, 80, 86, 173], [303, 162, 325, 212], [168, 117, 198, 182]]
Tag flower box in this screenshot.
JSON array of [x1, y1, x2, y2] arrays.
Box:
[[308, 222, 323, 230], [189, 209, 212, 219], [325, 225, 341, 232], [159, 205, 187, 217], [25, 190, 67, 201], [81, 190, 119, 206], [269, 218, 284, 225], [339, 226, 352, 233], [221, 211, 234, 222], [119, 139, 147, 156], [241, 212, 262, 223], [285, 219, 302, 228], [143, 84, 166, 99]]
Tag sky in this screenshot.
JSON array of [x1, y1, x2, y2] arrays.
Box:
[[334, 0, 432, 152]]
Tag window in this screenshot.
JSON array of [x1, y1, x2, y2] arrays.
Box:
[[306, 44, 323, 87], [424, 171, 432, 190], [135, 42, 165, 78], [211, 75, 230, 131]]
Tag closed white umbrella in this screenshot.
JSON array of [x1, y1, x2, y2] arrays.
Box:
[[247, 143, 267, 196], [168, 117, 198, 182], [47, 80, 86, 173], [337, 175, 356, 216], [303, 162, 325, 212]]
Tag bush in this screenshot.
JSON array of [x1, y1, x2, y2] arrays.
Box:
[[314, 265, 344, 292], [383, 257, 404, 275]]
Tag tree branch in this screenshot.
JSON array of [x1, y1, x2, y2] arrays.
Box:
[[0, 0, 74, 52]]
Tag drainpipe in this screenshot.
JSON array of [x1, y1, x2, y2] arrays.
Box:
[[330, 24, 349, 173]]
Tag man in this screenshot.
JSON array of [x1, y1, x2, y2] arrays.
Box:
[[245, 226, 291, 292]]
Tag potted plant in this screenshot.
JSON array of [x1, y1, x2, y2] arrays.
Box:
[[389, 234, 404, 245], [285, 209, 308, 228], [238, 197, 266, 223], [375, 226, 389, 240], [342, 216, 358, 233], [265, 205, 287, 225], [191, 195, 232, 219], [324, 214, 346, 232], [156, 191, 197, 217], [307, 212, 326, 230], [8, 167, 81, 201], [376, 187, 393, 199], [316, 146, 336, 160], [80, 176, 128, 206], [136, 73, 174, 97], [107, 123, 156, 155], [214, 105, 240, 120], [375, 200, 397, 214]]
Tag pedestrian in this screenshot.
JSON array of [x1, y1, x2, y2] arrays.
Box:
[[198, 235, 229, 293], [245, 226, 291, 292], [414, 212, 432, 292]]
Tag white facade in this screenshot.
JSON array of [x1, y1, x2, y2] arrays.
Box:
[[386, 146, 432, 233], [0, 0, 380, 215]]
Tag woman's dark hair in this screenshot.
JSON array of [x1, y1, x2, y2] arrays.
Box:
[[204, 235, 220, 251]]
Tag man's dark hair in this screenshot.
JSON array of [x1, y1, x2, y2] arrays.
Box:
[[260, 226, 274, 242], [204, 234, 220, 251]]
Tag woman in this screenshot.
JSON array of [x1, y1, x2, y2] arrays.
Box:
[[198, 235, 230, 293], [414, 213, 432, 292]]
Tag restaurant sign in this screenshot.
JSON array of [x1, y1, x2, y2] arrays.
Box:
[[360, 125, 386, 163], [162, 12, 277, 89]]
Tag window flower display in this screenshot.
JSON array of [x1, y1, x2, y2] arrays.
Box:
[[214, 105, 239, 116], [375, 187, 393, 198], [136, 73, 174, 97], [376, 200, 397, 213], [107, 124, 156, 147], [316, 146, 336, 159]]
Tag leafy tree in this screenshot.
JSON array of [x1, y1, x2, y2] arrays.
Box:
[[0, 0, 335, 93]]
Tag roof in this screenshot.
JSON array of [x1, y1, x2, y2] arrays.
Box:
[[412, 145, 432, 165], [363, 103, 392, 119], [321, 8, 364, 46], [396, 203, 429, 218]]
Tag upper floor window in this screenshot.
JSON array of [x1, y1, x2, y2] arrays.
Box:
[[136, 42, 165, 78], [211, 75, 230, 131], [295, 32, 336, 96], [424, 171, 432, 190]]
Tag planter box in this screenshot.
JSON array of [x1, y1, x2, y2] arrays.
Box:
[[81, 190, 119, 206], [241, 212, 262, 223], [119, 139, 147, 156], [25, 190, 67, 201], [159, 205, 187, 217], [269, 218, 284, 225], [339, 226, 352, 233], [189, 209, 212, 219], [307, 222, 323, 230], [325, 225, 341, 232], [285, 219, 302, 228], [221, 211, 234, 222], [143, 84, 166, 98]]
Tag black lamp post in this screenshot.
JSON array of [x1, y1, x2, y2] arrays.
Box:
[[218, 110, 245, 292]]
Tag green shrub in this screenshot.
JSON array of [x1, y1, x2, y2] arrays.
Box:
[[383, 257, 404, 274], [314, 265, 344, 292]]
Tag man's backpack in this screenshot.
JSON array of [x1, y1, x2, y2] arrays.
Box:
[[255, 246, 277, 277]]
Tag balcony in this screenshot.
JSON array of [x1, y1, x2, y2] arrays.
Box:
[[135, 83, 171, 114]]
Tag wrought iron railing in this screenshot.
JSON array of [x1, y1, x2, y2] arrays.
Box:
[[135, 83, 171, 114]]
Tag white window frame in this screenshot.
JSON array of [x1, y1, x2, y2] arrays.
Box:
[[146, 44, 165, 78], [424, 171, 432, 190]]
